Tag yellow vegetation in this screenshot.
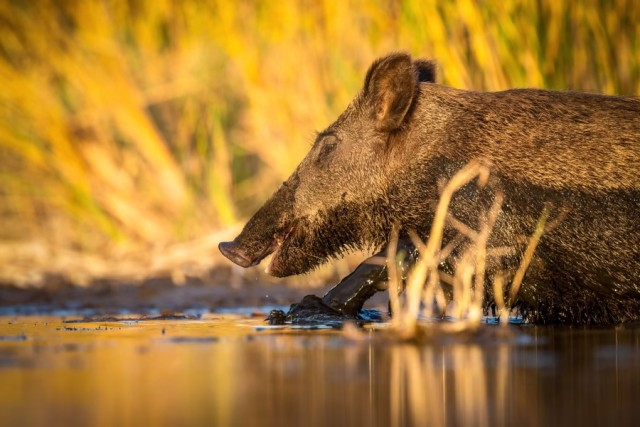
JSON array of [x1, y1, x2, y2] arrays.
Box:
[[0, 0, 638, 285]]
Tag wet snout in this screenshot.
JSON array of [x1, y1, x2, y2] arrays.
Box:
[[218, 241, 255, 268], [218, 179, 296, 271]]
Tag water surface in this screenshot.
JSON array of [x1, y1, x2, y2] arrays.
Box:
[[1, 312, 639, 427]]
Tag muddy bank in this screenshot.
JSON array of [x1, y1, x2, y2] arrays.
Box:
[[0, 274, 336, 316]]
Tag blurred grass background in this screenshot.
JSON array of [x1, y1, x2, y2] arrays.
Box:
[[0, 0, 638, 287]]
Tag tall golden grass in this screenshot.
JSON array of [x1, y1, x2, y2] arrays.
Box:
[[0, 0, 638, 286]]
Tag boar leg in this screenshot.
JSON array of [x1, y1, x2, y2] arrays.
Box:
[[266, 239, 418, 325], [321, 238, 417, 317]]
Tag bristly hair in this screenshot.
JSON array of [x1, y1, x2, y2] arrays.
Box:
[[281, 198, 394, 274]]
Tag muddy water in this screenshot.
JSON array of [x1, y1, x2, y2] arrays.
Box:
[[1, 313, 639, 427]]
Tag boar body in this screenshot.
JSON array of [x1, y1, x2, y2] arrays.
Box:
[[220, 53, 640, 325]]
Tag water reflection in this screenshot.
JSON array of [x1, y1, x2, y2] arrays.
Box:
[[0, 316, 639, 426], [389, 343, 521, 427]]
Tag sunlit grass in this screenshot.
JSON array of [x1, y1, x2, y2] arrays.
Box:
[[0, 1, 638, 286]]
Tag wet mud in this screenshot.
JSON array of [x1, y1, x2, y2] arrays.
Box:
[[0, 277, 331, 316], [267, 294, 385, 327]]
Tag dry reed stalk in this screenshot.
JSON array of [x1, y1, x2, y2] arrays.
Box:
[[386, 161, 553, 337], [386, 224, 402, 323], [492, 273, 509, 326], [508, 208, 549, 302], [468, 192, 504, 323], [390, 161, 490, 336]]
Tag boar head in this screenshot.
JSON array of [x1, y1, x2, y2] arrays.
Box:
[[219, 53, 436, 276]]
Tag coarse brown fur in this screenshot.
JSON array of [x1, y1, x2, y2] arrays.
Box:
[[220, 53, 640, 325]]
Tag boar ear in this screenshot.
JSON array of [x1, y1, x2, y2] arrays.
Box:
[[414, 59, 437, 83], [364, 53, 418, 132]]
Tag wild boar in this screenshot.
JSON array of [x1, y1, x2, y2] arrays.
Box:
[[219, 52, 640, 325]]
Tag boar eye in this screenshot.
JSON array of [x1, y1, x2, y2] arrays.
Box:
[[315, 137, 338, 166]]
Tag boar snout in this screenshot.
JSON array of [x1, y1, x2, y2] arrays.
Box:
[[218, 241, 256, 268], [218, 235, 281, 269]]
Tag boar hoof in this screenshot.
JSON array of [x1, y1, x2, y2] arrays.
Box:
[[285, 295, 345, 326], [266, 309, 287, 325]]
